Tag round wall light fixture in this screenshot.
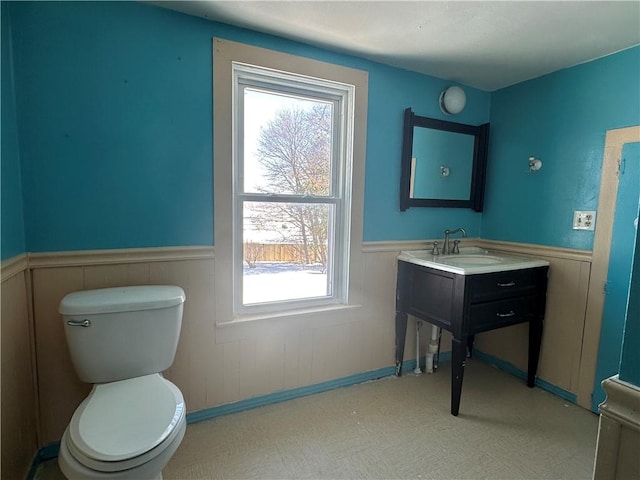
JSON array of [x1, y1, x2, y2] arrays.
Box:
[[439, 86, 466, 115]]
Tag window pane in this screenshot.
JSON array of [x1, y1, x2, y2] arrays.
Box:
[[242, 201, 333, 305], [243, 88, 332, 196]]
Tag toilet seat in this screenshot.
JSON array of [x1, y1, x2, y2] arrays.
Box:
[[66, 374, 185, 472]]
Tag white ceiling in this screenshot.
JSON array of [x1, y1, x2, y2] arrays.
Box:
[[155, 1, 640, 91]]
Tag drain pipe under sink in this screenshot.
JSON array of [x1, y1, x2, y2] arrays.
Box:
[[413, 320, 422, 374], [425, 324, 440, 373]]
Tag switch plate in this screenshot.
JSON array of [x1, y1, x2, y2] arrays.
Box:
[[573, 210, 596, 230]]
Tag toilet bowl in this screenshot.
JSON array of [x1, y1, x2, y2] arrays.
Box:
[[58, 286, 187, 480], [58, 374, 186, 480]]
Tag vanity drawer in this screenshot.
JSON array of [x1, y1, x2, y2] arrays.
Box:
[[468, 295, 537, 333], [468, 268, 540, 302]]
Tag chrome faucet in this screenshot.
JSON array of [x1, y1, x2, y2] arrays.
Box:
[[443, 228, 467, 255], [425, 240, 440, 255]]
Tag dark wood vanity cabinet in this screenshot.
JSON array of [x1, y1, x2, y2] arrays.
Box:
[[395, 260, 549, 416]]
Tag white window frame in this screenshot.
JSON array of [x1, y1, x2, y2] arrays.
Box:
[[233, 64, 353, 315], [214, 38, 368, 323]]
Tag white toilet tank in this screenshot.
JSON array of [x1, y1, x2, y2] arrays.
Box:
[[60, 285, 186, 384]]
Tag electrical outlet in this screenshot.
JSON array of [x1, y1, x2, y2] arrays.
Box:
[[573, 211, 596, 230]]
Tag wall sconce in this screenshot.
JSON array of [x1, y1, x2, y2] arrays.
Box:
[[439, 86, 466, 115], [528, 156, 543, 172]]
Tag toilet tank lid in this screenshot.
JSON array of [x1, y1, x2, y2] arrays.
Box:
[[59, 286, 186, 315]]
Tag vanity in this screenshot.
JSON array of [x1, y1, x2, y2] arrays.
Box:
[[395, 248, 549, 416]]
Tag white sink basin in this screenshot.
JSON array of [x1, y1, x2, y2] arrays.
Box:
[[441, 255, 504, 266], [398, 247, 549, 275]]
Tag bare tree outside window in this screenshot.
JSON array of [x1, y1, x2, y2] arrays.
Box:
[[245, 102, 332, 270]]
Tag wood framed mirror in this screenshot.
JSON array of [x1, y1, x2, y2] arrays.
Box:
[[400, 108, 490, 212]]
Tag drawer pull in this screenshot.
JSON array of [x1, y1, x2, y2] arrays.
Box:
[[497, 281, 516, 287], [496, 310, 516, 318]]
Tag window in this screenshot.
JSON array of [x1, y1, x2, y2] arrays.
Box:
[[214, 38, 368, 322], [233, 65, 353, 314]]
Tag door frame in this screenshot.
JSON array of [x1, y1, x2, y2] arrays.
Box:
[[577, 126, 640, 409]]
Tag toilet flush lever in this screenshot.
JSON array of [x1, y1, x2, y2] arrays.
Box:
[[67, 319, 91, 327]]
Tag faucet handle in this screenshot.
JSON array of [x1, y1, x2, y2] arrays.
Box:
[[452, 239, 461, 254], [431, 241, 440, 255]]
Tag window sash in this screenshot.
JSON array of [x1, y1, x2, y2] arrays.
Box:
[[236, 82, 341, 199], [232, 63, 353, 316], [240, 199, 337, 306]]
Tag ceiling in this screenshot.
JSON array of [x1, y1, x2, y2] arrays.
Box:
[[155, 1, 640, 91]]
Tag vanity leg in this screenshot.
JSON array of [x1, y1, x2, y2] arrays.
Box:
[[527, 318, 543, 388], [395, 311, 408, 376], [451, 337, 467, 416]]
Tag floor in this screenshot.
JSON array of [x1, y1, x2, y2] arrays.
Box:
[[35, 359, 599, 480]]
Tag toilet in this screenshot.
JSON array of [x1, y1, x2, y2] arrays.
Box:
[[57, 285, 187, 480]]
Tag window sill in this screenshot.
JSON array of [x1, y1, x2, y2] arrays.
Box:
[[216, 303, 362, 327]]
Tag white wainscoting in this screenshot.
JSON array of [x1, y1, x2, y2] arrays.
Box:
[[1, 254, 38, 480], [475, 239, 592, 400], [3, 239, 593, 449]]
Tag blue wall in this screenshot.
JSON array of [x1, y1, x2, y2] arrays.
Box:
[[10, 2, 214, 252], [484, 47, 640, 250], [1, 3, 26, 260], [4, 1, 490, 254]]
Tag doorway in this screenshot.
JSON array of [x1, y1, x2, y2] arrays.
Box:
[[577, 126, 640, 411], [592, 141, 639, 410]]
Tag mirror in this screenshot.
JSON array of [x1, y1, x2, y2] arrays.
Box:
[[400, 108, 490, 212]]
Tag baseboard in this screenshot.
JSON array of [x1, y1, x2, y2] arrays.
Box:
[[186, 353, 452, 424], [474, 350, 578, 404], [187, 364, 400, 424], [26, 443, 60, 480]]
